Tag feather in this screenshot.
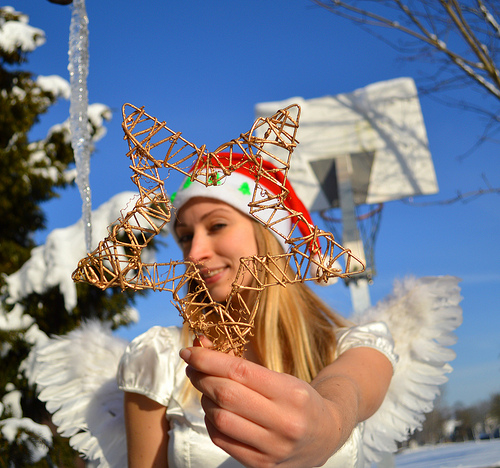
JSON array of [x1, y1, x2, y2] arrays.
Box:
[[30, 320, 128, 468], [352, 276, 463, 465]]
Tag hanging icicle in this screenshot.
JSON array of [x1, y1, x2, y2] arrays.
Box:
[[68, 0, 92, 252]]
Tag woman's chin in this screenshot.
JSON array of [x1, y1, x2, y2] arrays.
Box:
[[207, 287, 231, 304]]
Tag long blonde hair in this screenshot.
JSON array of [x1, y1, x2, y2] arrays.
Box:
[[180, 219, 350, 383]]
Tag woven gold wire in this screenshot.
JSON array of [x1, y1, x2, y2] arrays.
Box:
[[72, 104, 365, 356]]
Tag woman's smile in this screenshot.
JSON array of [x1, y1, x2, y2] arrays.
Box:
[[200, 266, 227, 282]]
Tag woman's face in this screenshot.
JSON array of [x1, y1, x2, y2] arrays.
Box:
[[174, 198, 258, 302]]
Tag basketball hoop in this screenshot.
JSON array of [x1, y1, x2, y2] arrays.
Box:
[[256, 78, 437, 310], [320, 203, 383, 282]]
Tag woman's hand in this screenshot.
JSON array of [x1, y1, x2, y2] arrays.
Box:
[[180, 339, 392, 468], [180, 345, 349, 468]]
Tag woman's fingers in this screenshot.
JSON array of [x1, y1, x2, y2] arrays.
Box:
[[185, 365, 278, 429], [193, 334, 213, 348], [201, 395, 304, 466], [203, 415, 289, 468], [183, 357, 323, 444], [201, 395, 270, 448], [180, 346, 284, 399], [181, 346, 322, 432]]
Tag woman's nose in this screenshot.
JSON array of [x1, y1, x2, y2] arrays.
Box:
[[187, 231, 212, 263]]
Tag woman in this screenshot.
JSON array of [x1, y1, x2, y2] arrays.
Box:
[[117, 154, 396, 468]]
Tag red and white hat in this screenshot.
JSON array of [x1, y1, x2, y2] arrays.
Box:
[[171, 153, 338, 284]]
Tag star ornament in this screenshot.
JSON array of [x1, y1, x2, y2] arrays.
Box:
[[71, 103, 365, 355]]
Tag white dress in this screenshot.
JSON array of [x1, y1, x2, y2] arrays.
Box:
[[116, 322, 397, 468], [31, 275, 463, 468]]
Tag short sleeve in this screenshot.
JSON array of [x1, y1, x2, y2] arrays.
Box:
[[117, 326, 183, 407], [335, 322, 398, 371]]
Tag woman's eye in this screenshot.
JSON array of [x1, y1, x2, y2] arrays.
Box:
[[210, 223, 226, 232], [177, 233, 192, 244]]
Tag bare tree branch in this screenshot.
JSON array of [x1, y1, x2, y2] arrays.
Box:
[[477, 0, 500, 38], [403, 175, 500, 205], [312, 0, 500, 112]]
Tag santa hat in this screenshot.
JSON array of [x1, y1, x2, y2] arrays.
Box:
[[171, 153, 338, 284]]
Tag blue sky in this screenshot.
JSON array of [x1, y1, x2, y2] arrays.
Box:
[[19, 0, 500, 408]]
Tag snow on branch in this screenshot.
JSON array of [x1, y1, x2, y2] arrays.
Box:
[[4, 192, 140, 312], [0, 6, 45, 54], [0, 417, 52, 463], [36, 75, 71, 100]]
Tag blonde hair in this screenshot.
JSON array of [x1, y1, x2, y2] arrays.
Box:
[[180, 219, 351, 383], [251, 222, 350, 382]]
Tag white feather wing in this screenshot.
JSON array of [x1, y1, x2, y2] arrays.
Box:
[[352, 276, 463, 464], [31, 321, 128, 468]]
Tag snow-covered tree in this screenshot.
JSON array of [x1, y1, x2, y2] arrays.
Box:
[[0, 7, 144, 465]]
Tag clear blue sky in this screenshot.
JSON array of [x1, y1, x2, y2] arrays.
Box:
[[19, 0, 499, 408]]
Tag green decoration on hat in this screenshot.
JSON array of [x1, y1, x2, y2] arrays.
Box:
[[238, 182, 251, 196]]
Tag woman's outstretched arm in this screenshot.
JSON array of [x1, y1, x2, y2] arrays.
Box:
[[124, 392, 170, 468], [310, 346, 393, 452], [180, 344, 392, 468]]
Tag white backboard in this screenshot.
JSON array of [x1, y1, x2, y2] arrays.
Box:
[[255, 78, 438, 211]]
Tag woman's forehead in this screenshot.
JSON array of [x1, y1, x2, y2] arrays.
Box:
[[175, 197, 241, 226]]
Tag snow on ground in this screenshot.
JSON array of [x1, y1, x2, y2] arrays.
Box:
[[395, 439, 500, 468]]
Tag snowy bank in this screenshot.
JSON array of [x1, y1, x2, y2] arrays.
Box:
[[395, 439, 500, 468]]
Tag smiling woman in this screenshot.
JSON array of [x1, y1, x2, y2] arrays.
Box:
[[31, 105, 462, 468], [118, 152, 397, 468]]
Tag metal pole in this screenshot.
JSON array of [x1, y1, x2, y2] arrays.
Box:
[[336, 154, 371, 314], [336, 154, 394, 467]]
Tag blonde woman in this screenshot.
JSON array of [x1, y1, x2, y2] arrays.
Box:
[[119, 154, 396, 467]]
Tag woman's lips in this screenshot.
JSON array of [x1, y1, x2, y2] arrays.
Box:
[[200, 267, 226, 284]]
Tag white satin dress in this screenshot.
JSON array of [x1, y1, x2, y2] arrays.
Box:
[[117, 322, 398, 468]]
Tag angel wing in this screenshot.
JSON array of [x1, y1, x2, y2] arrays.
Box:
[[30, 321, 128, 468], [352, 275, 463, 464]]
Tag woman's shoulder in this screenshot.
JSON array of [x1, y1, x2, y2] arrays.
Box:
[[117, 325, 185, 406], [130, 324, 183, 347], [121, 325, 183, 365], [335, 321, 398, 369]]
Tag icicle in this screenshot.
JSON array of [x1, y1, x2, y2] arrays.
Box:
[[68, 0, 92, 252]]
